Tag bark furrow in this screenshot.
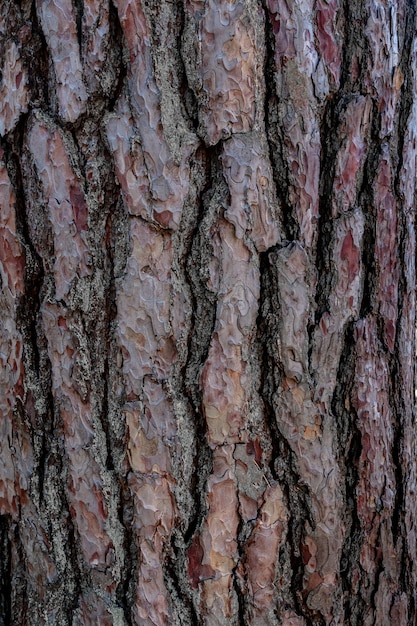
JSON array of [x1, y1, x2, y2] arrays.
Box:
[[0, 0, 416, 624]]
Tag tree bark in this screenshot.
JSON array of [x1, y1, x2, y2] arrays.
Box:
[[0, 0, 416, 624]]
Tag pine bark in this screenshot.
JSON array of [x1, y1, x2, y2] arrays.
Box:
[[0, 0, 416, 624]]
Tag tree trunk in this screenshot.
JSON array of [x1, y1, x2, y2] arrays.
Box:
[[0, 0, 416, 624]]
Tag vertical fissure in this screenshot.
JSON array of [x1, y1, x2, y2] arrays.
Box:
[[182, 146, 223, 547], [257, 248, 317, 623], [339, 0, 372, 94], [332, 325, 365, 625], [116, 492, 136, 626], [262, 2, 300, 243], [0, 516, 11, 626], [107, 0, 128, 112], [357, 106, 383, 320]]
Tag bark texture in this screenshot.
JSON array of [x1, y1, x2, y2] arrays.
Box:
[[0, 0, 416, 624]]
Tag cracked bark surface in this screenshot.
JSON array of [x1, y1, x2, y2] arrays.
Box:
[[0, 0, 416, 624]]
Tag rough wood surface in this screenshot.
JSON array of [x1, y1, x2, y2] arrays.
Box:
[[0, 0, 416, 624]]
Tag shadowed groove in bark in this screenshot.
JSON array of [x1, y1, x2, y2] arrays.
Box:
[[257, 247, 285, 482], [232, 540, 246, 626], [390, 16, 417, 562], [0, 516, 11, 626], [105, 191, 134, 624], [182, 148, 223, 542], [85, 95, 136, 626], [8, 523, 27, 625], [163, 148, 209, 623], [391, 82, 416, 598], [391, 384, 406, 571], [74, 0, 84, 50], [390, 215, 409, 549], [262, 2, 299, 243], [331, 322, 365, 623], [178, 0, 199, 132], [1, 0, 417, 622], [339, 0, 371, 93], [257, 248, 317, 622], [259, 251, 315, 523], [264, 99, 300, 242], [314, 95, 352, 324], [115, 481, 136, 626], [356, 105, 382, 320], [96, 270, 116, 472], [163, 553, 196, 626], [3, 128, 45, 388], [107, 0, 127, 113], [46, 431, 83, 622], [393, 0, 417, 195], [179, 20, 200, 131], [166, 537, 198, 625], [20, 1, 51, 111], [3, 136, 58, 515], [391, 218, 417, 617], [82, 125, 122, 471]]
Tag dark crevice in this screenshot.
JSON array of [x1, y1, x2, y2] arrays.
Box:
[[232, 551, 246, 626], [181, 144, 223, 548], [3, 140, 45, 381], [100, 380, 116, 474], [141, 0, 199, 140], [390, 225, 413, 602], [265, 105, 300, 242], [26, 0, 51, 111], [9, 522, 27, 624], [393, 0, 417, 199], [258, 250, 314, 523], [314, 95, 357, 326], [51, 432, 84, 619], [408, 581, 417, 626], [107, 0, 128, 112], [73, 0, 84, 50], [2, 141, 56, 509], [103, 237, 133, 626], [358, 218, 377, 319], [97, 211, 119, 473], [69, 128, 87, 179], [262, 2, 300, 243], [178, 0, 199, 131], [339, 0, 372, 94], [257, 248, 317, 622], [0, 516, 11, 626], [36, 430, 47, 504], [99, 335, 116, 472], [150, 146, 216, 624], [91, 144, 133, 622], [165, 542, 198, 626], [389, 0, 417, 584], [357, 104, 383, 320], [115, 484, 136, 626], [390, 356, 404, 542], [332, 322, 357, 452], [332, 326, 366, 625], [64, 495, 85, 618]]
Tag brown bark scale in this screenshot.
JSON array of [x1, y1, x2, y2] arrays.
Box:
[[0, 0, 416, 624]]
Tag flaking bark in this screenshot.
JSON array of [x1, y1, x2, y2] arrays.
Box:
[[0, 0, 416, 624]]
